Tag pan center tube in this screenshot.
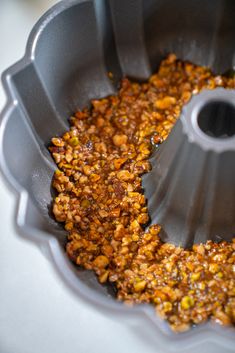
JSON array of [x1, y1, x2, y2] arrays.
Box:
[[143, 88, 235, 247], [197, 101, 235, 138]]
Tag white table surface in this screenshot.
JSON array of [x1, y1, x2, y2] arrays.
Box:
[[0, 1, 162, 353]]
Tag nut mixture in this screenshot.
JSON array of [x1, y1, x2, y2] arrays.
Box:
[[49, 54, 235, 332]]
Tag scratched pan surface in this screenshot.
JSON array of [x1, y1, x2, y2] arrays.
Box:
[[0, 1, 235, 351]]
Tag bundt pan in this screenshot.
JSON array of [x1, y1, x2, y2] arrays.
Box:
[[0, 0, 235, 351]]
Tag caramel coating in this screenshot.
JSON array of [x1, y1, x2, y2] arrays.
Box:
[[49, 54, 235, 332]]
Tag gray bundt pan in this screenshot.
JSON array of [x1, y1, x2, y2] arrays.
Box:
[[0, 0, 234, 351]]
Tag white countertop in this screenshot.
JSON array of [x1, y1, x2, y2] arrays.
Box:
[[0, 1, 162, 353]]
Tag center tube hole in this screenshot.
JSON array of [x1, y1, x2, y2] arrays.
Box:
[[197, 101, 235, 138]]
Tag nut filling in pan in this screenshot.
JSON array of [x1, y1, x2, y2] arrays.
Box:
[[49, 54, 235, 332]]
